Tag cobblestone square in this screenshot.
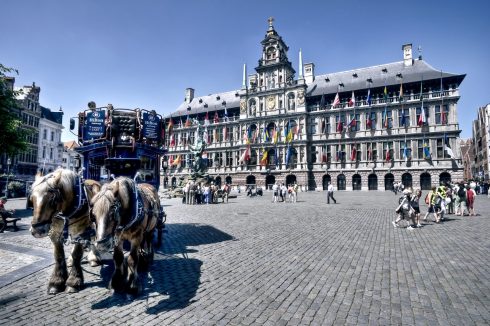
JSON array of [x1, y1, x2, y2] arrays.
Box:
[[0, 192, 489, 325]]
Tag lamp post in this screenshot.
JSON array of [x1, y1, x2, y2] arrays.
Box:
[[5, 158, 11, 197], [74, 154, 81, 174]]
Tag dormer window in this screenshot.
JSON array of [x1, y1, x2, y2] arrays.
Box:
[[382, 68, 388, 73], [199, 99, 203, 103], [235, 92, 239, 97], [222, 101, 226, 106], [216, 95, 220, 100], [204, 103, 208, 108], [396, 73, 403, 79], [339, 82, 344, 88], [187, 106, 191, 111], [325, 77, 330, 82], [366, 78, 373, 83], [352, 73, 358, 78]]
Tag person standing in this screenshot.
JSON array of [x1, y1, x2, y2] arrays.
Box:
[[467, 185, 476, 216], [411, 189, 422, 227], [327, 182, 336, 204], [280, 183, 287, 202], [272, 183, 279, 203]]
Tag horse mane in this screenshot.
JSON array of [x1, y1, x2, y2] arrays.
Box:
[[31, 168, 77, 197], [91, 177, 135, 218]]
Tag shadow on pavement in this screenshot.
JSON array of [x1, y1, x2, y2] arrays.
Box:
[[91, 223, 234, 313]]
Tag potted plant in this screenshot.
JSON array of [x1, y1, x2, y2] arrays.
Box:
[[8, 181, 23, 198]]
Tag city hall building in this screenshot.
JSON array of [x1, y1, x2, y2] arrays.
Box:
[[163, 20, 465, 191]]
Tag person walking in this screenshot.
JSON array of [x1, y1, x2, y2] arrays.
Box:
[[423, 186, 439, 222], [467, 185, 476, 216], [393, 189, 416, 229], [411, 189, 422, 227], [327, 182, 337, 204], [280, 183, 287, 202]]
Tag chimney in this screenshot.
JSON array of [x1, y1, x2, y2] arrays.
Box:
[[304, 63, 315, 84], [402, 44, 413, 66], [185, 88, 195, 103]]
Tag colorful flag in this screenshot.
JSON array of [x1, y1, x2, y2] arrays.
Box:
[[203, 127, 209, 144], [272, 128, 278, 144], [320, 94, 325, 109], [169, 155, 174, 166], [214, 111, 219, 123], [223, 126, 227, 141], [445, 145, 455, 159], [238, 145, 250, 163], [263, 126, 269, 142], [348, 91, 355, 107], [185, 115, 191, 127], [337, 120, 343, 133], [367, 146, 372, 161], [260, 149, 269, 166], [423, 143, 431, 159], [383, 107, 389, 128], [170, 134, 175, 147], [332, 92, 340, 107], [351, 145, 357, 161], [172, 155, 181, 166], [418, 106, 426, 126], [441, 108, 447, 125], [385, 148, 391, 162], [179, 118, 183, 129], [167, 118, 174, 133], [285, 145, 292, 166], [204, 112, 210, 126], [213, 128, 217, 142], [349, 115, 356, 129], [224, 107, 229, 121], [399, 83, 404, 101], [321, 146, 327, 163], [383, 86, 388, 100], [403, 144, 409, 163], [444, 133, 450, 147], [400, 110, 406, 127], [366, 89, 372, 106], [419, 81, 424, 102], [336, 148, 342, 162], [321, 119, 326, 134], [366, 114, 372, 129]]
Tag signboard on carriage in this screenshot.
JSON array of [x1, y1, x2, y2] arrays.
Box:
[[82, 108, 107, 143], [139, 110, 165, 145]]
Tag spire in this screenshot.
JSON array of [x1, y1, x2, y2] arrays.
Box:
[[299, 48, 303, 79], [266, 17, 276, 36], [242, 63, 247, 89]]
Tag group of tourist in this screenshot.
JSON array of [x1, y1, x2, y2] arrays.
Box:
[[271, 183, 299, 203], [393, 182, 478, 229], [181, 181, 229, 205]]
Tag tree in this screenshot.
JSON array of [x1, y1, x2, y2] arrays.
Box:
[[0, 64, 30, 156]]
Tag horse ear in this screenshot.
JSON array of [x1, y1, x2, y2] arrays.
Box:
[[53, 170, 62, 185]]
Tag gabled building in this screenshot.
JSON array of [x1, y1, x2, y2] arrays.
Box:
[[164, 20, 466, 191], [38, 106, 64, 174], [472, 104, 490, 180]]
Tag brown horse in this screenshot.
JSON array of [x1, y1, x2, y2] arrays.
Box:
[[29, 168, 101, 294], [90, 176, 161, 295]]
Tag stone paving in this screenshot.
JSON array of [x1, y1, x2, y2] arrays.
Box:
[[0, 192, 489, 325]]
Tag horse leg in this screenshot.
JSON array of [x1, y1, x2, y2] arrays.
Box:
[[48, 237, 68, 294], [126, 238, 142, 295], [65, 243, 84, 293], [87, 245, 102, 267], [110, 243, 126, 293]]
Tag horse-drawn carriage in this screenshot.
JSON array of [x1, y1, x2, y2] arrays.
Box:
[[28, 103, 167, 295]]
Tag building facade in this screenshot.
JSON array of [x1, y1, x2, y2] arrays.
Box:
[[472, 104, 490, 180], [38, 106, 64, 174], [164, 20, 466, 191]]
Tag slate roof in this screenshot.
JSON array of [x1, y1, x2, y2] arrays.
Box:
[[307, 59, 464, 97], [41, 106, 63, 124], [172, 89, 244, 117]]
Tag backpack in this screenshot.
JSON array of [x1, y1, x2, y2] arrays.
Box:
[[457, 187, 466, 199], [467, 189, 474, 201], [424, 193, 430, 205]]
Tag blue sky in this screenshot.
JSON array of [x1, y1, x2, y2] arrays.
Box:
[[1, 0, 488, 140]]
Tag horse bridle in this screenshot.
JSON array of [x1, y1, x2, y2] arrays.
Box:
[[30, 175, 64, 229]]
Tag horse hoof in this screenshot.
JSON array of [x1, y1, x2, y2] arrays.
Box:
[[48, 287, 61, 295], [65, 286, 79, 294]]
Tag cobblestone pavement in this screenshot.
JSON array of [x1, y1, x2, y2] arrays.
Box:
[[0, 192, 489, 325]]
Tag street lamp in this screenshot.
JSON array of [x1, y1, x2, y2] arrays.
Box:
[[74, 154, 81, 174], [5, 158, 11, 197]]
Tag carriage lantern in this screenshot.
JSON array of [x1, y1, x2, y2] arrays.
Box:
[[74, 154, 81, 173]]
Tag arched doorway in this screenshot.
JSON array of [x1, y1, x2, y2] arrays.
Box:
[[322, 174, 331, 190], [352, 174, 362, 190], [246, 175, 256, 185], [215, 176, 222, 187], [420, 172, 431, 190], [384, 173, 394, 191], [286, 174, 296, 186], [265, 175, 276, 190], [439, 172, 451, 186], [401, 173, 412, 188], [225, 176, 232, 185], [171, 177, 177, 188], [368, 174, 378, 190], [337, 174, 346, 190]]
